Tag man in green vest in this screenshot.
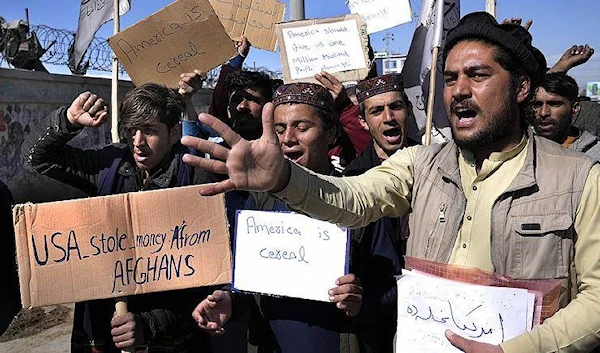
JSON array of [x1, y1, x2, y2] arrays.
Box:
[[182, 12, 600, 353]]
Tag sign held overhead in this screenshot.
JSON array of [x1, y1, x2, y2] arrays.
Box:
[[209, 0, 285, 51], [14, 185, 232, 308], [108, 0, 236, 88], [346, 0, 413, 34], [276, 14, 370, 84]]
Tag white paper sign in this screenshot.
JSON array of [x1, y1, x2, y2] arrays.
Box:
[[396, 270, 532, 353], [233, 210, 348, 302], [281, 19, 367, 80], [347, 0, 412, 34]]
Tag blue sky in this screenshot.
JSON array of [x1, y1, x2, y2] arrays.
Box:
[[2, 0, 599, 89]]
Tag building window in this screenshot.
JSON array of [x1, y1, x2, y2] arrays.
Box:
[[385, 60, 397, 69]]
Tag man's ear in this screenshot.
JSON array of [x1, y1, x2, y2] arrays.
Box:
[[572, 101, 581, 117], [516, 75, 532, 104], [359, 116, 369, 131]]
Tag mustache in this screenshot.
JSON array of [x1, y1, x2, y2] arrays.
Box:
[[450, 99, 480, 113]]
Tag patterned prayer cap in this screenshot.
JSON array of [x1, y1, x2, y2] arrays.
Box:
[[273, 82, 333, 115], [355, 74, 404, 104]]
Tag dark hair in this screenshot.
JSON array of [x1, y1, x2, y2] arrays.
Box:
[[226, 70, 274, 102], [358, 90, 412, 118], [540, 72, 579, 103], [458, 38, 537, 127], [120, 83, 183, 132]]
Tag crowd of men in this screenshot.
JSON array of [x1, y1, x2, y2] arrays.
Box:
[[1, 10, 600, 353]]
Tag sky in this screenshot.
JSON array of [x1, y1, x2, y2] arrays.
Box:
[[1, 0, 599, 91]]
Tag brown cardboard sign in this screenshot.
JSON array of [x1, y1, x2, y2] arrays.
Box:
[[276, 14, 370, 84], [14, 185, 232, 308], [209, 0, 285, 51], [108, 0, 236, 88]]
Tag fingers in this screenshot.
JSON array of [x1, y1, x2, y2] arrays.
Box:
[[182, 153, 228, 174], [179, 70, 206, 96], [523, 19, 533, 30], [260, 102, 277, 144], [335, 273, 361, 286], [446, 330, 469, 351], [199, 179, 237, 196], [181, 136, 230, 160], [82, 93, 99, 112], [111, 313, 136, 347], [198, 113, 242, 147]]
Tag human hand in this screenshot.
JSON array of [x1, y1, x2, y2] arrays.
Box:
[[235, 36, 251, 58], [445, 330, 503, 353], [181, 102, 289, 196], [329, 273, 362, 317], [66, 92, 108, 129], [315, 71, 351, 111], [191, 290, 232, 335], [549, 44, 595, 73], [178, 69, 206, 98], [501, 17, 532, 30], [110, 312, 145, 349]]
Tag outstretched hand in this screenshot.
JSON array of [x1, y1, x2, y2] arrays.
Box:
[[181, 102, 289, 196], [67, 91, 108, 129], [549, 44, 595, 73], [315, 71, 351, 111], [192, 290, 233, 335]]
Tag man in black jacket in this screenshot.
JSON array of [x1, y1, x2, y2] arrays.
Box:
[[342, 74, 413, 352], [22, 83, 217, 353]]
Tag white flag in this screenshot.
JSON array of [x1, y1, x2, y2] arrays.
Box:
[[401, 0, 460, 143], [70, 0, 131, 69]]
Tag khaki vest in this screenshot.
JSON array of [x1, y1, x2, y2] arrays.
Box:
[[406, 131, 596, 286]]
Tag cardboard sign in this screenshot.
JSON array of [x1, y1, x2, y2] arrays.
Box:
[[396, 270, 532, 353], [14, 185, 232, 308], [346, 0, 413, 34], [108, 0, 236, 88], [276, 14, 370, 83], [233, 210, 349, 302], [209, 0, 285, 51]]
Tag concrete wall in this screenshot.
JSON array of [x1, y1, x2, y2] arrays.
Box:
[[0, 68, 212, 203]]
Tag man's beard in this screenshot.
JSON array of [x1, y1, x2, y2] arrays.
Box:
[[451, 91, 518, 151], [534, 115, 572, 143], [231, 112, 262, 140]]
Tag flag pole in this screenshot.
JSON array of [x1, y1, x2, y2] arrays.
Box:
[[424, 0, 444, 146], [112, 2, 133, 353], [111, 0, 120, 144]]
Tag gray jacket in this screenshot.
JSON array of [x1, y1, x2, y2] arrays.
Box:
[[569, 130, 600, 162]]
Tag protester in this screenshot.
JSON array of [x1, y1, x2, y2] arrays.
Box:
[[22, 83, 217, 352], [0, 179, 19, 335], [182, 12, 600, 353], [342, 73, 413, 352], [533, 72, 600, 160], [192, 83, 374, 353]]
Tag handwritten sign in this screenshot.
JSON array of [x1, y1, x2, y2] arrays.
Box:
[[14, 185, 232, 308], [276, 14, 370, 83], [108, 0, 236, 88], [347, 0, 412, 34], [233, 210, 348, 302], [209, 0, 285, 51], [396, 270, 533, 353]]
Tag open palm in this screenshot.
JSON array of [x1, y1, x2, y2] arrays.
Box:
[[182, 102, 287, 195]]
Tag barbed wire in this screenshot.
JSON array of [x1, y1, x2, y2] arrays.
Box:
[[29, 24, 282, 85]]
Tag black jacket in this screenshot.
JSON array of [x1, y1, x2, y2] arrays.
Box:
[[22, 106, 218, 353], [342, 142, 407, 353]]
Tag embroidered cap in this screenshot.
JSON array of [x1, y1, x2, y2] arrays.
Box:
[[355, 74, 404, 104], [273, 82, 334, 114]]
